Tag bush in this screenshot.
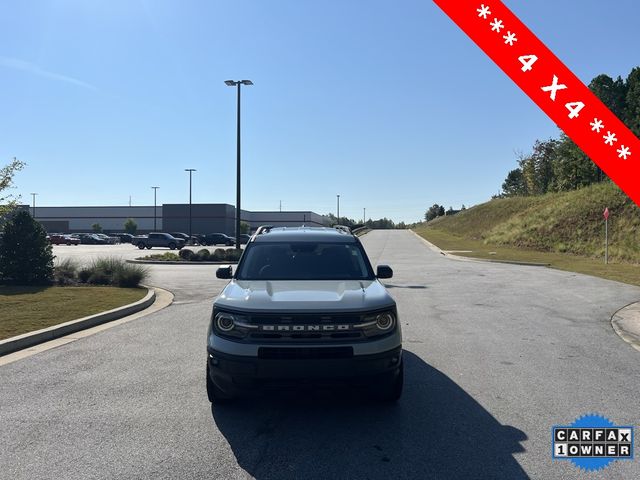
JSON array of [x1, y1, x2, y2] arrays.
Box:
[[179, 249, 194, 261], [78, 257, 149, 287], [113, 263, 149, 288], [78, 268, 92, 283], [142, 252, 180, 261], [212, 248, 227, 261], [0, 210, 54, 285], [54, 258, 78, 285], [195, 249, 210, 261], [225, 249, 243, 262]]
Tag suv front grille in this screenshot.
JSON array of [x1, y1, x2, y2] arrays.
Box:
[[246, 312, 367, 342]]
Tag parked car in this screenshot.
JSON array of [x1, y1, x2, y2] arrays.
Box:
[[169, 232, 197, 244], [94, 233, 119, 244], [48, 234, 80, 245], [134, 232, 185, 250], [77, 233, 108, 245], [115, 233, 134, 244], [240, 234, 251, 244], [201, 233, 235, 246]]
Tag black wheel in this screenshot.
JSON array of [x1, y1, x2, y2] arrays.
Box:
[[146, 245, 152, 250], [168, 242, 176, 250], [137, 243, 146, 249], [207, 363, 234, 404], [376, 361, 403, 402]]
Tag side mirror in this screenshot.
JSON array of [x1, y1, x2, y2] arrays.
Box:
[[376, 265, 393, 279], [216, 266, 233, 279]]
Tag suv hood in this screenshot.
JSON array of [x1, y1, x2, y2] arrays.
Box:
[[215, 279, 395, 312]]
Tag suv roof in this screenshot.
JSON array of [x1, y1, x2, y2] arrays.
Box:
[[251, 226, 356, 244]]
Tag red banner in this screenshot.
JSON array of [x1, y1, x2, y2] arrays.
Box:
[[433, 1, 640, 206]]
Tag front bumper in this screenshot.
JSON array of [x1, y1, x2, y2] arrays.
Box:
[[207, 346, 402, 395]]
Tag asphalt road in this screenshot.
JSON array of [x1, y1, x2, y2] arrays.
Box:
[[2, 230, 639, 479]]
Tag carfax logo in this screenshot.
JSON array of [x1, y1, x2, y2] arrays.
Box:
[[552, 414, 634, 472]]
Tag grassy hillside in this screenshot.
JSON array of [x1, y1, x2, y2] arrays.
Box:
[[417, 182, 640, 264]]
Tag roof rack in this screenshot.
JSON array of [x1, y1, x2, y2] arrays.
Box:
[[253, 225, 274, 236], [333, 225, 352, 234]]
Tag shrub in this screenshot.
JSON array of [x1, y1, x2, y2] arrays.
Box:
[[124, 218, 137, 235], [179, 249, 194, 261], [91, 257, 123, 277], [142, 252, 179, 261], [0, 210, 54, 285], [54, 258, 78, 285], [88, 271, 111, 285], [212, 248, 227, 261], [78, 268, 92, 283], [225, 249, 243, 262], [195, 249, 210, 261], [113, 263, 149, 288]]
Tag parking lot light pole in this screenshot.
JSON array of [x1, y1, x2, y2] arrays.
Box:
[[363, 207, 366, 225], [336, 195, 340, 225], [225, 79, 253, 249], [151, 186, 159, 231], [185, 169, 196, 242], [30, 193, 38, 218]]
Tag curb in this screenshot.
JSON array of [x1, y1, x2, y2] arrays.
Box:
[[0, 287, 156, 357], [611, 302, 640, 352], [127, 259, 238, 265], [410, 230, 550, 267]]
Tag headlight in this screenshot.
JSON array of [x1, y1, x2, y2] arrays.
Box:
[[360, 310, 397, 337], [215, 312, 235, 332], [375, 312, 394, 331], [211, 310, 252, 339]]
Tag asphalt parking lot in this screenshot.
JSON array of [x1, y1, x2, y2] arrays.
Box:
[[2, 230, 639, 479]]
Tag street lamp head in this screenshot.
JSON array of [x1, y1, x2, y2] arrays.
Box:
[[185, 168, 197, 172], [224, 80, 237, 86], [240, 80, 253, 86]]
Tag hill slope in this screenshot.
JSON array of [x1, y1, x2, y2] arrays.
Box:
[[419, 182, 640, 263]]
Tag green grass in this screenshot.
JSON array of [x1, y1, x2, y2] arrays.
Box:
[[414, 182, 640, 286], [0, 286, 147, 340]]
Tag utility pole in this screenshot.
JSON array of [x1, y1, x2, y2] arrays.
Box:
[[363, 207, 366, 225], [151, 186, 159, 231], [30, 193, 38, 218], [336, 194, 340, 224], [279, 200, 282, 212]]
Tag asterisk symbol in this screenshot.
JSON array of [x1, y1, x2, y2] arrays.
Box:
[[503, 31, 517, 46], [617, 145, 631, 160], [603, 131, 617, 146], [590, 118, 604, 133], [477, 4, 491, 19], [490, 19, 504, 32]]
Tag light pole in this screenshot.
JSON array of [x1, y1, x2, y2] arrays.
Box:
[[30, 193, 38, 218], [336, 194, 340, 225], [185, 169, 196, 241], [363, 207, 366, 225], [225, 79, 253, 249], [151, 186, 159, 231]]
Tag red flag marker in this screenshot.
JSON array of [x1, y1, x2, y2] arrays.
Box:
[[433, 1, 640, 206], [603, 207, 609, 220]]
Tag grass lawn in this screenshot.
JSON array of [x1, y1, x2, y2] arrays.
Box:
[[0, 286, 147, 340], [415, 227, 640, 287]]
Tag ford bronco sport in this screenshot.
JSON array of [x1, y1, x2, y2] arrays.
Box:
[[207, 226, 402, 402]]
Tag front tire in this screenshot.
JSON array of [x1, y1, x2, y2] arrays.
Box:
[[168, 242, 176, 250], [137, 243, 146, 250]]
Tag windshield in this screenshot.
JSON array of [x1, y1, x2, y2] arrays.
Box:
[[235, 242, 374, 280]]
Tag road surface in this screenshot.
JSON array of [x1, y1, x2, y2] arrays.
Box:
[[2, 230, 639, 479]]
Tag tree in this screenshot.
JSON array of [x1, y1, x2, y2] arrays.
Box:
[[425, 204, 442, 221], [502, 168, 526, 196], [0, 157, 26, 218], [124, 218, 137, 235], [438, 205, 445, 217], [92, 223, 103, 233], [0, 210, 54, 284], [589, 74, 627, 120], [625, 67, 640, 137], [240, 221, 251, 234]]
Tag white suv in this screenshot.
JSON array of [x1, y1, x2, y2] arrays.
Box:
[[207, 226, 402, 402]]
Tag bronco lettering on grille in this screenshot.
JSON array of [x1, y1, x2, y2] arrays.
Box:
[[260, 325, 351, 332]]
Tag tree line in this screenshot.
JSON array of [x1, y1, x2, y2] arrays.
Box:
[[500, 67, 640, 197]]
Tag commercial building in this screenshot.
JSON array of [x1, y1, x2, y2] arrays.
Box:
[[24, 204, 326, 235]]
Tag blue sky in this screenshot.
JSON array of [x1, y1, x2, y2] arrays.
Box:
[[2, 0, 639, 223]]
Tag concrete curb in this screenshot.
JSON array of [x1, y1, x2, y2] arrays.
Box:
[[611, 302, 640, 352], [127, 259, 238, 265], [410, 230, 550, 267], [0, 287, 156, 357]]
